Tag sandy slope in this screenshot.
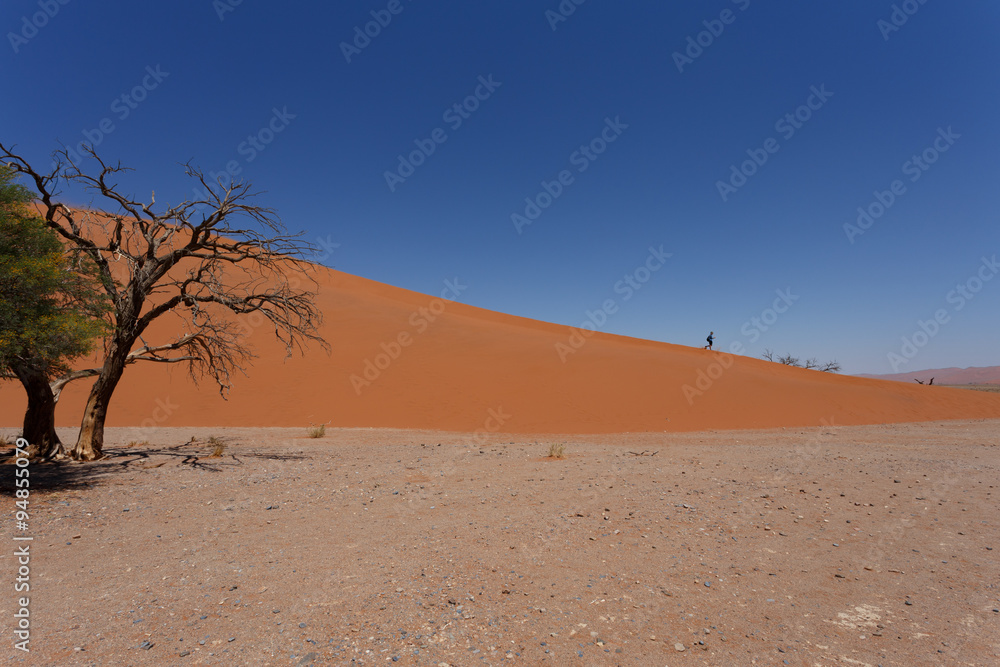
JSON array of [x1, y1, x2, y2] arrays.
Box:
[[2, 266, 1000, 433]]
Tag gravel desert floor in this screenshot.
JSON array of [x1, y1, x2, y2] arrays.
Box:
[[2, 419, 999, 666]]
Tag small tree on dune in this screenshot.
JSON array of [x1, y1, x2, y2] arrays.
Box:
[[762, 348, 840, 373], [1, 143, 328, 461], [0, 165, 110, 459]]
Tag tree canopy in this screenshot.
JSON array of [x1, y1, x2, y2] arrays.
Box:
[[0, 166, 108, 379]]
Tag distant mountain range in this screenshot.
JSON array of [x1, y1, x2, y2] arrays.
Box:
[[856, 366, 1000, 385]]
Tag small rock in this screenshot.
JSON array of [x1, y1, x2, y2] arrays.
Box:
[[674, 642, 686, 651]]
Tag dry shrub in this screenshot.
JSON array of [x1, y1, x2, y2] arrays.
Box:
[[307, 423, 326, 439], [207, 436, 226, 458], [547, 442, 566, 459]]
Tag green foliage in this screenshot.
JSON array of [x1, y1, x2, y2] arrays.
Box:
[[0, 165, 109, 379]]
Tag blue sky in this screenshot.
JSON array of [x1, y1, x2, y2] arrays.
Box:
[[2, 0, 998, 375]]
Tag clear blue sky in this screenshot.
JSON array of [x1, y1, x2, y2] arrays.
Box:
[[3, 0, 998, 374]]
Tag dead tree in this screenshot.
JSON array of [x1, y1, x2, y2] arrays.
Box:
[[1, 143, 328, 460], [761, 349, 840, 373]]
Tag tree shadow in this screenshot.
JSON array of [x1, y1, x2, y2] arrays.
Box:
[[0, 438, 311, 495], [0, 454, 122, 496]]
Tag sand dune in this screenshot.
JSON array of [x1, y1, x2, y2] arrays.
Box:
[[3, 265, 1000, 433]]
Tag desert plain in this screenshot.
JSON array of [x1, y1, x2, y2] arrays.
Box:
[[2, 420, 999, 666]]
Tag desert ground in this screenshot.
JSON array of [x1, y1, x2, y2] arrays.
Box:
[[942, 385, 1000, 394], [3, 419, 999, 666]]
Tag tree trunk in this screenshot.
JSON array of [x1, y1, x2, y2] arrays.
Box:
[[11, 364, 65, 460], [71, 338, 130, 461]]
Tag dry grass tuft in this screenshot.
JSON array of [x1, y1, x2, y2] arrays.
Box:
[[125, 440, 149, 449], [207, 436, 226, 458], [547, 442, 566, 459], [307, 423, 327, 439]]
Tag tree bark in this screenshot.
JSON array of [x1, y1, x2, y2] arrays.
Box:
[[11, 364, 65, 460], [71, 337, 130, 461]]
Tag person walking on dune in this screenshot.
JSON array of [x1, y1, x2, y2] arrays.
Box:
[[704, 331, 714, 350]]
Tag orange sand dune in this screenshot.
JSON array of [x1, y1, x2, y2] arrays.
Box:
[[3, 266, 1000, 433]]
